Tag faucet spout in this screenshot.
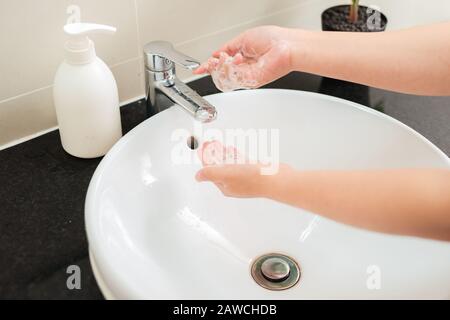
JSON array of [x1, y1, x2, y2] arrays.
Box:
[[156, 78, 217, 122], [143, 41, 217, 122]]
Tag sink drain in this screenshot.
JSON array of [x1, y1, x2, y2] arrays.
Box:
[[251, 253, 301, 291]]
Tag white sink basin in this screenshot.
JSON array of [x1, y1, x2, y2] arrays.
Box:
[[85, 89, 450, 299]]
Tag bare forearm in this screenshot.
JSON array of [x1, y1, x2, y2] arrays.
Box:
[[290, 22, 450, 96], [268, 169, 450, 241]]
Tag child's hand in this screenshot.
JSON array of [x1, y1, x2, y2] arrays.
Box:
[[195, 141, 290, 198], [193, 26, 296, 91], [196, 163, 272, 198]]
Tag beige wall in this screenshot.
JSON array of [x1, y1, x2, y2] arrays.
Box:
[[1, 0, 449, 149]]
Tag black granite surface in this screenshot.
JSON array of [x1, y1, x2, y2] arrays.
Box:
[[0, 73, 449, 300]]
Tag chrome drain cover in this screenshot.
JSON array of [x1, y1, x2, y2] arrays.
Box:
[[251, 253, 301, 291]]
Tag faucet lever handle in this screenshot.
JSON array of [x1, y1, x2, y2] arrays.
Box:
[[144, 41, 200, 72]]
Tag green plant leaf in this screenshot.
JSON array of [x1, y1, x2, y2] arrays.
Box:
[[349, 0, 360, 23]]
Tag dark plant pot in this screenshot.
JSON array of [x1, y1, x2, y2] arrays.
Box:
[[319, 5, 388, 107], [322, 5, 388, 32]]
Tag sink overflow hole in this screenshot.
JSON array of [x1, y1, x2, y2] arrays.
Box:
[[187, 136, 199, 150]]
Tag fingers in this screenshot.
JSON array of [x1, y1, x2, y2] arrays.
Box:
[[194, 49, 263, 91], [212, 51, 244, 64], [194, 28, 269, 81], [196, 166, 228, 182], [193, 59, 216, 75], [197, 141, 223, 166], [197, 141, 245, 166], [232, 52, 244, 65], [193, 64, 208, 75], [193, 33, 245, 75], [216, 60, 263, 89], [193, 58, 225, 75], [196, 141, 243, 183], [196, 167, 232, 197]]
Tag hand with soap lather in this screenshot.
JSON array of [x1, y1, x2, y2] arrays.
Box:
[[194, 26, 296, 91], [195, 23, 450, 95], [194, 23, 450, 241], [196, 140, 289, 198], [196, 141, 450, 242]]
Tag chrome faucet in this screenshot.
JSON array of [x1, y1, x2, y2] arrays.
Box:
[[143, 41, 217, 122]]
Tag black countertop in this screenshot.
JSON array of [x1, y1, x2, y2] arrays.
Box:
[[0, 73, 449, 300]]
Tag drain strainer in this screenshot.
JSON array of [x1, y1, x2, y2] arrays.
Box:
[[251, 253, 301, 291]]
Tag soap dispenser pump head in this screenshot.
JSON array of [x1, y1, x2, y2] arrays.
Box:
[[64, 23, 116, 65]]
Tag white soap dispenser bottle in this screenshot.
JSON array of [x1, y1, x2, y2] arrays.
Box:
[[53, 23, 123, 158]]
